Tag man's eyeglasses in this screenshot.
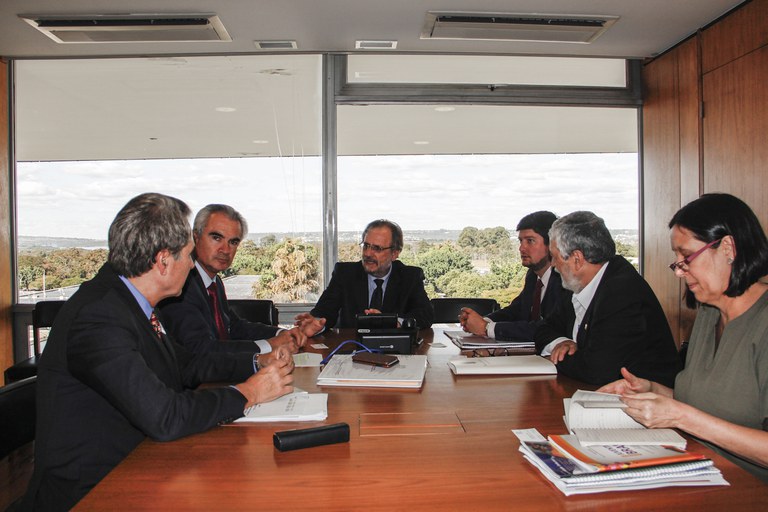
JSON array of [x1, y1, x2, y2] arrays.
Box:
[[360, 242, 393, 253], [668, 238, 722, 273]]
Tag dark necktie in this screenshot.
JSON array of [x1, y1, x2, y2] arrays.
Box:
[[370, 278, 384, 310], [207, 280, 229, 340], [150, 310, 163, 340], [529, 278, 544, 321]]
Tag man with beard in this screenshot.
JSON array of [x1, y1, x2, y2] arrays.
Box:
[[534, 211, 681, 386], [459, 211, 564, 341], [295, 219, 433, 333]]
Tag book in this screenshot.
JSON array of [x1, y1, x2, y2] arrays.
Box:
[[317, 354, 428, 389], [564, 390, 687, 449], [516, 430, 729, 496], [447, 355, 556, 375], [548, 434, 706, 473], [234, 390, 328, 423]]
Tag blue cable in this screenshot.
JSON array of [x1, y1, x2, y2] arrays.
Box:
[[320, 339, 381, 365]]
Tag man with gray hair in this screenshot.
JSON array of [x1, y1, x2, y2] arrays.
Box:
[[534, 211, 680, 387], [25, 193, 294, 510], [160, 204, 307, 355]]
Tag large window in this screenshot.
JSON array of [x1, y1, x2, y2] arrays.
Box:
[[14, 54, 639, 312], [337, 106, 638, 306], [15, 55, 323, 303]]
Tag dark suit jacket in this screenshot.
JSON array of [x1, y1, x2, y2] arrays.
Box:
[[534, 255, 681, 387], [310, 260, 433, 329], [25, 263, 254, 511], [488, 268, 564, 341], [159, 266, 280, 354]]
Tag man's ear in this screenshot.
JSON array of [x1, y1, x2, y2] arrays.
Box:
[[155, 249, 171, 275], [570, 249, 585, 270], [391, 249, 401, 261]]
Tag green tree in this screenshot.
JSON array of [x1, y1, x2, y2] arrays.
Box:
[[415, 243, 473, 293], [457, 227, 481, 248]]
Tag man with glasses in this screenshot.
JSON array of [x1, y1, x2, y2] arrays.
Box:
[[295, 219, 433, 334], [534, 211, 681, 387]]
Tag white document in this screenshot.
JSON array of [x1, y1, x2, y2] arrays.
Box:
[[235, 391, 328, 423], [317, 354, 428, 389], [447, 355, 556, 375], [293, 352, 324, 367]]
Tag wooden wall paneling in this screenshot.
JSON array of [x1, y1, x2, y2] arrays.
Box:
[[701, 0, 768, 74], [675, 37, 703, 341], [642, 51, 685, 346], [702, 45, 768, 228], [0, 60, 12, 374]]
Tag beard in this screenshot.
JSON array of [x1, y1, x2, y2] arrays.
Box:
[[525, 255, 550, 273], [559, 270, 583, 293]]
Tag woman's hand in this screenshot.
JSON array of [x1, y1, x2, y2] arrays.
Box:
[[620, 392, 688, 429], [597, 367, 652, 395]]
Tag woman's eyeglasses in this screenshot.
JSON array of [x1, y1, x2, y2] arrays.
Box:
[[668, 238, 723, 273]]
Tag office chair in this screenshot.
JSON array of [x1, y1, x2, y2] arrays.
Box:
[[228, 299, 280, 326], [0, 376, 37, 460], [4, 300, 66, 384], [430, 297, 500, 323]]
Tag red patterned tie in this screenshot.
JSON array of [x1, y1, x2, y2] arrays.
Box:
[[529, 278, 544, 321], [150, 311, 163, 340], [207, 280, 229, 340]]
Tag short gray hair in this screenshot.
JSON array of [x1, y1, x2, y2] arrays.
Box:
[[108, 193, 192, 277], [549, 211, 615, 264], [193, 204, 248, 239]]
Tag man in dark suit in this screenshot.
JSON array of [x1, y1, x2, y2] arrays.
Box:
[[459, 211, 565, 341], [535, 211, 681, 387], [24, 193, 294, 511], [160, 204, 306, 355], [295, 219, 433, 333]]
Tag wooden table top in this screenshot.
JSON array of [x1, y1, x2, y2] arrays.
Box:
[[75, 327, 767, 511]]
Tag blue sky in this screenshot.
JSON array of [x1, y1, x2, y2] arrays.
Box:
[[17, 152, 638, 240]]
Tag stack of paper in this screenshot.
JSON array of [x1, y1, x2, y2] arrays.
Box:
[[515, 429, 728, 495], [443, 330, 534, 352], [235, 390, 328, 423], [317, 354, 428, 389], [447, 355, 556, 375]]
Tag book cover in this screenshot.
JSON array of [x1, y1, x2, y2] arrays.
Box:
[[548, 434, 706, 473]]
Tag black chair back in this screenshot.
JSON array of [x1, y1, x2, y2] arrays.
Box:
[[430, 297, 500, 323], [228, 299, 279, 326], [0, 376, 36, 460], [5, 300, 66, 384], [32, 300, 67, 356]]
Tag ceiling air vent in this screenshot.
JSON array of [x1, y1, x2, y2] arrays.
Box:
[[19, 13, 232, 43], [421, 12, 619, 44]]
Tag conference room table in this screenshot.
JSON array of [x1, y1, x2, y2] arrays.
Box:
[[75, 327, 767, 511]]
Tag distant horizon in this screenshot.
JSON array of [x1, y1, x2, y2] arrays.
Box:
[[18, 226, 639, 251], [17, 153, 639, 240]]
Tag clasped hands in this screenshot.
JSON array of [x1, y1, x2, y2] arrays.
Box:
[[238, 345, 295, 408]]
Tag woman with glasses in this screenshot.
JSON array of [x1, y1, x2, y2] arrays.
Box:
[[600, 193, 768, 482]]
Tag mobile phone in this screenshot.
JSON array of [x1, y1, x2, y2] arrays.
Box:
[[351, 352, 400, 367]]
